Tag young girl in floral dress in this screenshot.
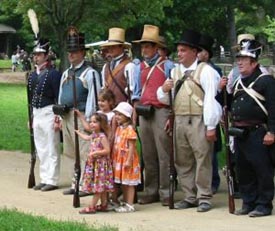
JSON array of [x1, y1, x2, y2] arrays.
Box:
[[76, 113, 114, 214], [112, 102, 141, 213]]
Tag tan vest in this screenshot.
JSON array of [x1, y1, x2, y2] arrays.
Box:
[[173, 62, 207, 115]]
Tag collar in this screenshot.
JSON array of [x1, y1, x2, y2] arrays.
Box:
[[113, 53, 124, 62], [179, 58, 198, 73], [36, 62, 48, 75], [144, 53, 159, 67], [70, 60, 85, 70]]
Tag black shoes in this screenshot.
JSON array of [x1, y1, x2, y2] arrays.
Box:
[[62, 188, 92, 197], [197, 203, 212, 212], [248, 209, 271, 217], [174, 200, 197, 209], [41, 184, 58, 191], [33, 183, 58, 191], [33, 183, 46, 190], [138, 195, 160, 205]]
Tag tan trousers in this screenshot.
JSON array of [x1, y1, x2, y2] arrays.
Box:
[[174, 115, 213, 205], [139, 107, 170, 199], [62, 110, 89, 187]]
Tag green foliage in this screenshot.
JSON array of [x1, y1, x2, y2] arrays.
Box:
[[0, 83, 30, 152], [264, 15, 275, 42], [0, 208, 118, 231]]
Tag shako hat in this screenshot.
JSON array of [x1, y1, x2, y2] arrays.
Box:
[[33, 38, 50, 54], [199, 34, 214, 58], [236, 39, 262, 60], [232, 33, 255, 51], [132, 25, 162, 45], [176, 29, 201, 51], [67, 26, 85, 52], [100, 27, 131, 48]]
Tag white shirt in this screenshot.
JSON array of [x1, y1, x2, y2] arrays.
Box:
[[157, 59, 222, 130]]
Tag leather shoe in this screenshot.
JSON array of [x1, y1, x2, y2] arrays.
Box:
[[79, 191, 93, 197], [249, 209, 271, 217], [41, 184, 58, 191], [174, 200, 197, 209], [197, 203, 211, 212], [63, 188, 75, 195], [161, 197, 170, 206], [33, 183, 46, 190], [138, 195, 159, 205], [234, 207, 253, 215]]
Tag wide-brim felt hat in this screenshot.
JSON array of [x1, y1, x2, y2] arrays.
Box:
[[158, 36, 168, 48], [100, 27, 131, 48], [33, 38, 50, 54], [236, 39, 262, 60], [67, 26, 86, 52], [175, 29, 201, 51], [199, 34, 214, 58], [132, 25, 162, 46]]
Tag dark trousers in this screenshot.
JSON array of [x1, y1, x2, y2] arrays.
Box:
[[235, 126, 274, 210]]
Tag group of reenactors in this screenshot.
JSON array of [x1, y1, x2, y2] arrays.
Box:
[[27, 23, 275, 217]]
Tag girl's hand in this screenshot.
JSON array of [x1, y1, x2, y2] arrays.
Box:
[[74, 109, 81, 117]]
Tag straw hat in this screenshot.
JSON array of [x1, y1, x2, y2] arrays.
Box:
[[158, 36, 168, 48], [231, 33, 255, 51], [132, 25, 161, 45], [100, 27, 131, 48]]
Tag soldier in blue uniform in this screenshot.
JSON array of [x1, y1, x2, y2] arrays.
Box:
[[58, 27, 101, 195], [29, 38, 62, 191], [231, 39, 275, 217]]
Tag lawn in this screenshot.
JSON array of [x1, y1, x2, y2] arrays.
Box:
[[0, 59, 11, 69], [0, 83, 30, 152], [0, 208, 118, 231]]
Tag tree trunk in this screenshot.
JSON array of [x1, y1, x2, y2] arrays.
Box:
[[226, 6, 236, 63]]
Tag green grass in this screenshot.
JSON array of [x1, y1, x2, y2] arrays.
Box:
[[0, 59, 11, 69], [0, 83, 30, 152], [0, 208, 118, 231]]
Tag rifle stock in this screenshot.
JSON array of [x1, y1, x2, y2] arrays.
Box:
[[26, 71, 36, 188], [72, 69, 81, 208], [223, 89, 235, 214], [168, 72, 175, 209]]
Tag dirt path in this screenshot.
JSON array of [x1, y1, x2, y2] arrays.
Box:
[[1, 150, 275, 231], [0, 72, 26, 84]]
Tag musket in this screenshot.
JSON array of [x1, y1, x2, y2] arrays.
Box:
[[72, 68, 81, 208], [223, 88, 235, 214], [92, 71, 99, 111], [168, 71, 175, 209], [26, 71, 36, 188]]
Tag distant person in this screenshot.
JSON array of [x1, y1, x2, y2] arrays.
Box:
[[11, 51, 18, 72], [77, 113, 114, 214]]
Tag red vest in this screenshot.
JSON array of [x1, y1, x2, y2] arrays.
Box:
[[140, 57, 167, 108]]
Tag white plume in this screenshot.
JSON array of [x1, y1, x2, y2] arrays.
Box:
[[27, 9, 39, 39]]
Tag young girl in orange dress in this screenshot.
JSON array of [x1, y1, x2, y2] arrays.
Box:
[[76, 113, 114, 214], [112, 102, 141, 213]]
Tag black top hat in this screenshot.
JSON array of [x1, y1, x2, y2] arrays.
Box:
[[176, 29, 201, 51], [199, 34, 214, 58], [236, 40, 262, 60], [67, 26, 85, 52], [33, 38, 50, 54]]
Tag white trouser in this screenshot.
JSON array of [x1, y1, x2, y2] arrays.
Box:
[[33, 105, 60, 185]]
